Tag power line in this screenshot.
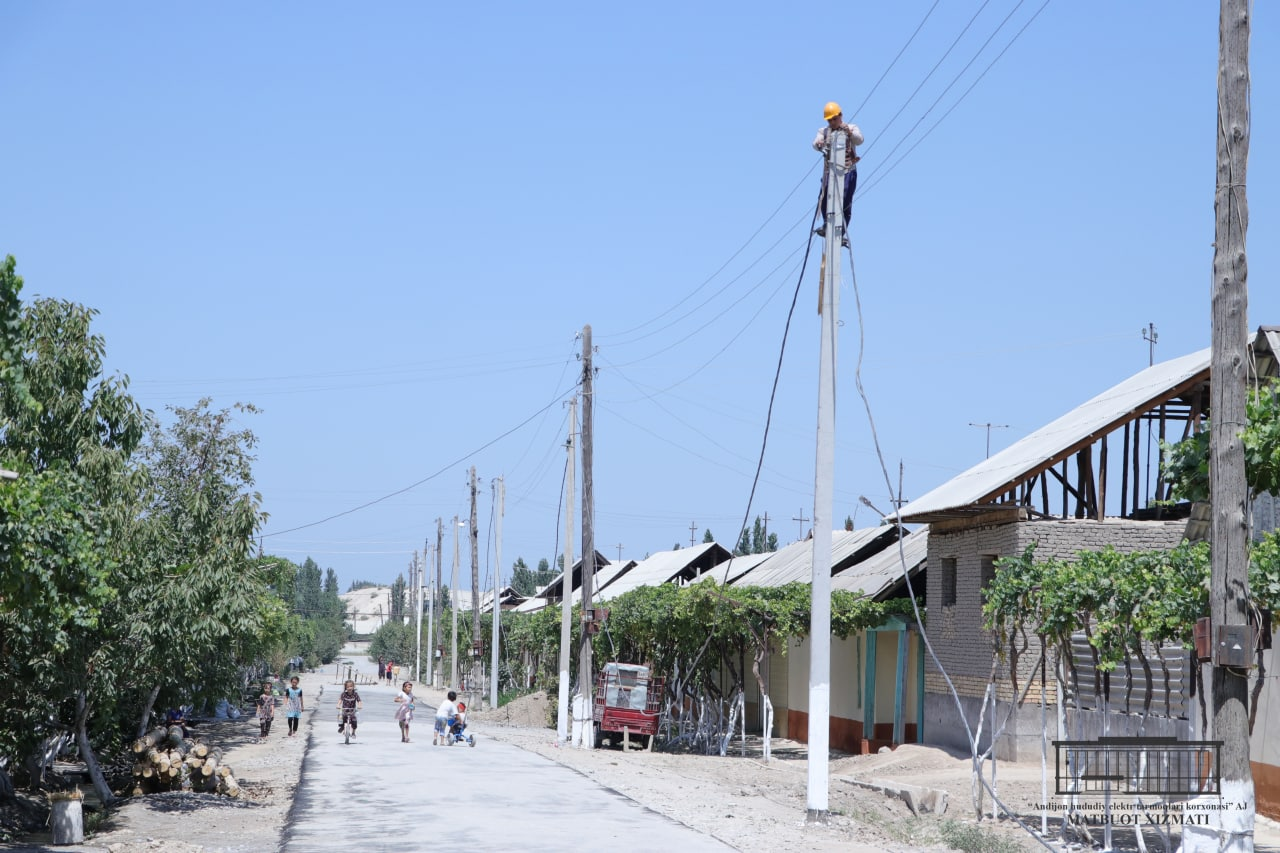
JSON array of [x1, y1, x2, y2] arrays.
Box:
[[261, 383, 578, 538], [857, 0, 1054, 199], [851, 0, 944, 117]]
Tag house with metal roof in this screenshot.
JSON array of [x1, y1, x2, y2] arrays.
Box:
[[699, 526, 928, 754], [896, 331, 1280, 763], [510, 551, 617, 613], [595, 542, 732, 601]]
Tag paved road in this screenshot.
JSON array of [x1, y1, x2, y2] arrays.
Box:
[[282, 652, 734, 853]]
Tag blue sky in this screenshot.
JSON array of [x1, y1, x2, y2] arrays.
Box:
[[3, 2, 1278, 591]]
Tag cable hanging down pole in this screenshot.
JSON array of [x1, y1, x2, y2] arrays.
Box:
[[807, 123, 845, 822]]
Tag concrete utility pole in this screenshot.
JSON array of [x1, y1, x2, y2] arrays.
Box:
[[491, 476, 504, 710], [558, 396, 577, 742], [413, 549, 422, 683], [1194, 2, 1255, 850], [579, 324, 596, 748], [469, 467, 481, 704], [968, 422, 1010, 459], [435, 518, 443, 688], [425, 540, 434, 689], [451, 515, 461, 688], [806, 123, 845, 821]]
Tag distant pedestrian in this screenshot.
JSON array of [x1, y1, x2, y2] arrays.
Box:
[[392, 664, 401, 682], [377, 656, 384, 678], [385, 662, 394, 684], [284, 676, 304, 737], [393, 681, 416, 743], [255, 683, 275, 742]]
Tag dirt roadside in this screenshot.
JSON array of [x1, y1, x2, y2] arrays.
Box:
[[0, 673, 326, 853], [6, 675, 1279, 852], [466, 690, 1280, 853]]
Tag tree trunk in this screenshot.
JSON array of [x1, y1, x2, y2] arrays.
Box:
[[137, 684, 161, 739], [750, 645, 772, 763], [75, 691, 117, 807]]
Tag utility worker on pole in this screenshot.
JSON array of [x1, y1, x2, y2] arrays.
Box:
[[813, 101, 864, 246]]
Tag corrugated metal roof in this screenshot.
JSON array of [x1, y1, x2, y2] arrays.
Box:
[[596, 542, 732, 601], [897, 348, 1211, 523], [832, 527, 928, 599], [696, 551, 774, 586], [536, 551, 613, 602], [729, 527, 901, 588]]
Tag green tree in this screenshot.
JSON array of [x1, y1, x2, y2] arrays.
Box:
[[510, 557, 535, 596], [1164, 379, 1280, 502], [734, 529, 750, 556], [120, 400, 282, 752], [534, 558, 556, 589], [390, 574, 407, 621], [703, 529, 715, 544], [0, 287, 146, 802]]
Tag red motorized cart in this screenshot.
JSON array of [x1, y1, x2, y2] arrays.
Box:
[[592, 662, 664, 749]]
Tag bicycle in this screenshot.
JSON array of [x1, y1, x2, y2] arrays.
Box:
[[339, 710, 358, 744]]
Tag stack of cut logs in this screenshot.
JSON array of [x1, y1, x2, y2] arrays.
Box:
[[129, 726, 240, 798]]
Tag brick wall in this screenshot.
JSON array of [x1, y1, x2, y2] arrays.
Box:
[[925, 518, 1186, 697]]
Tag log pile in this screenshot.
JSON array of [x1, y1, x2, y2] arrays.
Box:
[[128, 726, 241, 798]]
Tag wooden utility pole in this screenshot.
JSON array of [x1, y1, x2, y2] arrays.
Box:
[[558, 396, 577, 742], [578, 325, 596, 748], [469, 466, 481, 704], [1201, 1, 1254, 849]]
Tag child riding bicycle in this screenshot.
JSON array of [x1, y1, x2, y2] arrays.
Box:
[[337, 680, 363, 738]]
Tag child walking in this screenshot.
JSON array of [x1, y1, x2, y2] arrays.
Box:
[[255, 682, 275, 742], [393, 681, 415, 743], [337, 680, 362, 738], [284, 676, 304, 736]]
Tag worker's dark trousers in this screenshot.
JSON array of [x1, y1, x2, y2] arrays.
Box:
[[818, 169, 857, 231]]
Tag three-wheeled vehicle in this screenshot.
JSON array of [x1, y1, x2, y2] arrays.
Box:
[[592, 662, 664, 749]]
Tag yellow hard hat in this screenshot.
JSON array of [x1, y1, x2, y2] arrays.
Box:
[[823, 101, 842, 120]]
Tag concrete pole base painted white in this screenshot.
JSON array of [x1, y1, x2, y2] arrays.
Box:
[[1181, 780, 1255, 853], [571, 694, 588, 748], [50, 798, 84, 845]]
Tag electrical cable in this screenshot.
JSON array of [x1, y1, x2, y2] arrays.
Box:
[[850, 0, 943, 117], [860, 0, 993, 159], [858, 0, 1052, 199], [713, 207, 821, 586], [861, 0, 1027, 185], [599, 163, 820, 342], [842, 213, 1055, 850], [261, 382, 578, 538]]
